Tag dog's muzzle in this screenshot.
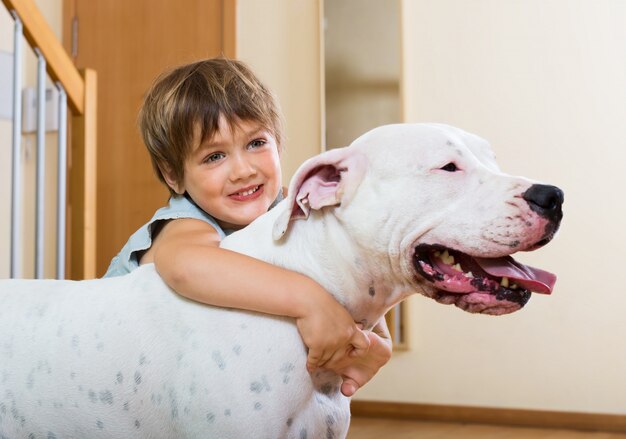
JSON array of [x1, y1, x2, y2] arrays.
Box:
[[413, 244, 557, 315]]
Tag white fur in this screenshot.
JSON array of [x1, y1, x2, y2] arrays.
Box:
[[0, 124, 558, 438]]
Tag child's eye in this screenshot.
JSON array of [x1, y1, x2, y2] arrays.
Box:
[[204, 152, 225, 163], [248, 139, 267, 149]]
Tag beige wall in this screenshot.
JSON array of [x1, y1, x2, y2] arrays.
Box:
[[236, 0, 323, 183], [324, 0, 401, 149], [356, 0, 626, 415]]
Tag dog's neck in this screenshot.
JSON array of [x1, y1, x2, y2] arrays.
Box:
[[221, 202, 408, 329]]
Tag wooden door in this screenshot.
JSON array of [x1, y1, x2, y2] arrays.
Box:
[[63, 0, 236, 276]]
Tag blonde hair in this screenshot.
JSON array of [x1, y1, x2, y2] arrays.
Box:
[[139, 58, 284, 195]]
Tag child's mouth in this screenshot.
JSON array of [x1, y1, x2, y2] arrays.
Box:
[[237, 186, 260, 196], [230, 185, 263, 201]]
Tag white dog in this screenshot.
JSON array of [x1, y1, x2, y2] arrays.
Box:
[[0, 124, 563, 438]]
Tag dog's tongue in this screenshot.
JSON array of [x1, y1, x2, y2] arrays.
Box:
[[474, 257, 556, 294]]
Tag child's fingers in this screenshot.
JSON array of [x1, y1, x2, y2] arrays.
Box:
[[306, 327, 369, 371], [306, 349, 322, 370], [349, 329, 370, 357], [325, 330, 370, 369], [340, 378, 359, 397], [307, 349, 332, 371]]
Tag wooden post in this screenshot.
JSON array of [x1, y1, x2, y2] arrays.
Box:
[[68, 68, 97, 279], [385, 302, 408, 350]]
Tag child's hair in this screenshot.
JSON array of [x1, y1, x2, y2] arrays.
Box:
[[139, 58, 284, 195]]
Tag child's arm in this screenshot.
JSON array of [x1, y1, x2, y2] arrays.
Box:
[[147, 217, 370, 371]]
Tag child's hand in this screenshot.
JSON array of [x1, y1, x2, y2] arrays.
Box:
[[328, 318, 393, 397], [295, 287, 370, 372]]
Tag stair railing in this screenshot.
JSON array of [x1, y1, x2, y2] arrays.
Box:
[[2, 0, 97, 279]]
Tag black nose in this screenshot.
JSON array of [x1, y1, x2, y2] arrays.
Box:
[[523, 184, 564, 223]]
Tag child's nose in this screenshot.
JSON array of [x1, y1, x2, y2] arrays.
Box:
[[230, 154, 256, 180]]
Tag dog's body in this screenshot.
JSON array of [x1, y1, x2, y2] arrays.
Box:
[[0, 124, 563, 438], [0, 265, 337, 438]]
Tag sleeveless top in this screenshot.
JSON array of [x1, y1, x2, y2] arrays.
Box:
[[103, 192, 283, 277]]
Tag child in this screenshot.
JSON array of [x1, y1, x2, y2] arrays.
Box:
[[104, 58, 391, 396]]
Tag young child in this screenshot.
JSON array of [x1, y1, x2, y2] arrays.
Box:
[[104, 58, 391, 396]]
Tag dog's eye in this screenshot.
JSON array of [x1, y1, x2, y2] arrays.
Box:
[[440, 162, 459, 172]]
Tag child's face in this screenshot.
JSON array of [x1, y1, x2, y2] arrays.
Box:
[[170, 117, 282, 230]]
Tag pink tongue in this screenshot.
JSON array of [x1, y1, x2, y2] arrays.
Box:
[[474, 257, 556, 294]]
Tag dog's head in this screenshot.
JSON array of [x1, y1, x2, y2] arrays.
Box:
[[273, 123, 563, 315]]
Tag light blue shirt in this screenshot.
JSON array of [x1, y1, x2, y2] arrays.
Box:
[[103, 192, 283, 278], [103, 195, 228, 277]]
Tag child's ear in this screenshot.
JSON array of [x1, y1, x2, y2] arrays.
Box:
[[160, 164, 185, 195]]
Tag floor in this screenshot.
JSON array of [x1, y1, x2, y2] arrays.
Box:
[[347, 417, 626, 439]]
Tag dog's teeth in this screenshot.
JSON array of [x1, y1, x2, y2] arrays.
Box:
[[434, 251, 441, 257], [440, 250, 455, 265], [453, 263, 462, 272], [501, 277, 509, 287], [511, 283, 518, 289], [467, 271, 474, 278]]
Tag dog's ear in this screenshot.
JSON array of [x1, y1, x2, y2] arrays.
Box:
[[273, 147, 367, 240]]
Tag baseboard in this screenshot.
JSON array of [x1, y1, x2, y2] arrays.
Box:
[[350, 400, 626, 433]]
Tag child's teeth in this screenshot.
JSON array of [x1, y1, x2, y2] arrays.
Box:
[[239, 186, 258, 196]]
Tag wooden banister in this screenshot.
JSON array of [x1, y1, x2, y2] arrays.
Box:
[[2, 0, 84, 114], [68, 68, 98, 279]]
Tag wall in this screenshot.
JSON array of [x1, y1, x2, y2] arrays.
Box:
[[237, 0, 323, 183], [324, 0, 401, 149], [356, 0, 626, 415]]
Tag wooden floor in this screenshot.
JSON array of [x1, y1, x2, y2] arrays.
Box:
[[347, 417, 626, 438]]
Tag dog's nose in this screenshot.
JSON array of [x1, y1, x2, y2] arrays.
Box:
[[523, 184, 564, 223]]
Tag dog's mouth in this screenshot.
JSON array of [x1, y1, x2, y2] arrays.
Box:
[[413, 244, 556, 315]]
